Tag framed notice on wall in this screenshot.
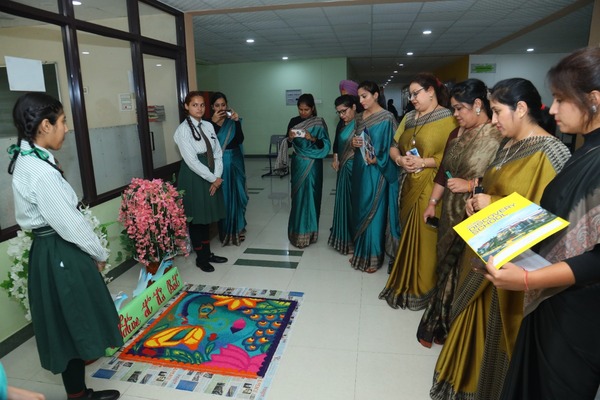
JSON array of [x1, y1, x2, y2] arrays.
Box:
[[286, 89, 302, 106]]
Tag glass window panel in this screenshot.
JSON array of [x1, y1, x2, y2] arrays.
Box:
[[78, 31, 142, 194], [73, 0, 129, 31], [10, 0, 58, 13], [0, 15, 80, 229], [139, 2, 177, 44], [143, 55, 180, 169]]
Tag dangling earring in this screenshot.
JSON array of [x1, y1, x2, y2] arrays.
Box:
[[475, 108, 481, 116], [593, 104, 598, 114]]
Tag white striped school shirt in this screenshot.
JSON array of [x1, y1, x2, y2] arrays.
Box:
[[173, 117, 223, 182], [11, 141, 108, 262]]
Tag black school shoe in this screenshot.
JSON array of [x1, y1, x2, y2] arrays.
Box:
[[208, 253, 228, 263], [196, 258, 215, 272], [73, 389, 120, 400]]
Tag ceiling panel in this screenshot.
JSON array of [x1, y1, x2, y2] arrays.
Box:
[[156, 0, 594, 85]]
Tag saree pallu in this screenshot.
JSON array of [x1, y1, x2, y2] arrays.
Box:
[[431, 136, 571, 400], [501, 129, 600, 400], [288, 117, 331, 248], [329, 120, 355, 254], [380, 108, 457, 310], [217, 119, 248, 246], [351, 110, 399, 271], [417, 124, 503, 346]]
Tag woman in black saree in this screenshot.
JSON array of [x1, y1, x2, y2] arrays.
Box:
[[482, 47, 600, 399]]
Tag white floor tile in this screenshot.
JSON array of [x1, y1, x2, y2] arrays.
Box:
[[287, 268, 363, 304], [358, 304, 442, 357], [219, 265, 295, 290], [355, 352, 438, 400], [267, 346, 357, 400], [288, 301, 360, 351]]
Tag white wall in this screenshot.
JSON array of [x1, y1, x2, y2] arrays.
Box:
[[469, 53, 568, 106], [197, 58, 347, 155]]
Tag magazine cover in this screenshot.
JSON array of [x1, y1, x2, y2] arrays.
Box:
[[453, 192, 569, 269]]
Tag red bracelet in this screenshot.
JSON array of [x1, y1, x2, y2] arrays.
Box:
[[522, 268, 529, 291]]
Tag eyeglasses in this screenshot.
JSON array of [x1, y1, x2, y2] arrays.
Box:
[[408, 87, 425, 100], [336, 108, 350, 116]]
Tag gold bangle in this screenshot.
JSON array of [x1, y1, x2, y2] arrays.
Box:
[[429, 198, 438, 205], [422, 161, 426, 169]]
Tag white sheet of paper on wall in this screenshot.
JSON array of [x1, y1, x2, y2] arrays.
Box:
[[4, 56, 46, 92]]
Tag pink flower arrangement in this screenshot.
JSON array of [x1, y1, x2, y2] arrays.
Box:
[[118, 178, 189, 266]]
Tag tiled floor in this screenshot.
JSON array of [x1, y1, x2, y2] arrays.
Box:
[[1, 158, 441, 400]]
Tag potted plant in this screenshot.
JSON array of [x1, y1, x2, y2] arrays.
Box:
[[118, 178, 189, 273]]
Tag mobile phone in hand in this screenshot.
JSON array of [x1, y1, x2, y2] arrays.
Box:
[[291, 128, 306, 138], [426, 216, 439, 228]]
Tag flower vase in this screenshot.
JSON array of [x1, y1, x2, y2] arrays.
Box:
[[146, 261, 160, 275]]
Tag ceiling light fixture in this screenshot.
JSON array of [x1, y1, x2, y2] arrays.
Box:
[[156, 64, 162, 67], [527, 48, 534, 52], [406, 52, 413, 56], [394, 70, 398, 73], [282, 56, 288, 60], [246, 39, 255, 43], [82, 51, 90, 55], [423, 30, 432, 35], [72, 1, 82, 5], [398, 63, 404, 67]]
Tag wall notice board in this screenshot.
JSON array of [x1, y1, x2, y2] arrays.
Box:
[[0, 63, 60, 138]]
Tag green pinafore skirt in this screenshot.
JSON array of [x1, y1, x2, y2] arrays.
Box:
[[178, 153, 226, 224], [28, 227, 123, 374]]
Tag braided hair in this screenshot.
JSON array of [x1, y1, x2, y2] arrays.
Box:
[[8, 92, 64, 175]]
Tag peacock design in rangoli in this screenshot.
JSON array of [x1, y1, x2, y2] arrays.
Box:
[[120, 291, 297, 377]]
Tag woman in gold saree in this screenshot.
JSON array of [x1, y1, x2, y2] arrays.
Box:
[[380, 72, 457, 310], [430, 78, 571, 400]]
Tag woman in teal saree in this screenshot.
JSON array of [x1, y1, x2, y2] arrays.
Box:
[[350, 81, 400, 272], [328, 95, 358, 254], [287, 94, 331, 248], [210, 92, 248, 246]]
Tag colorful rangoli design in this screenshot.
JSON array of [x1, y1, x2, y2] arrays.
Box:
[[119, 291, 297, 378]]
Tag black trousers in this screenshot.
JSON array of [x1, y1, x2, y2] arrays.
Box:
[[188, 223, 211, 262]]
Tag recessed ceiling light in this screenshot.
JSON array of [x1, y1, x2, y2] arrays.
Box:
[[398, 63, 404, 67], [82, 51, 90, 55], [72, 1, 82, 5], [156, 64, 162, 67], [394, 70, 398, 73], [423, 30, 432, 35], [527, 48, 534, 52], [282, 56, 288, 60], [406, 52, 413, 56], [246, 39, 254, 43]]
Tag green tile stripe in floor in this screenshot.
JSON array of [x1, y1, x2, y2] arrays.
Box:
[[234, 259, 298, 269], [234, 247, 303, 269], [244, 248, 303, 257]]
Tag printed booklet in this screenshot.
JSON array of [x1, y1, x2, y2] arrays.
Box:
[[453, 192, 568, 269], [356, 128, 375, 163]]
